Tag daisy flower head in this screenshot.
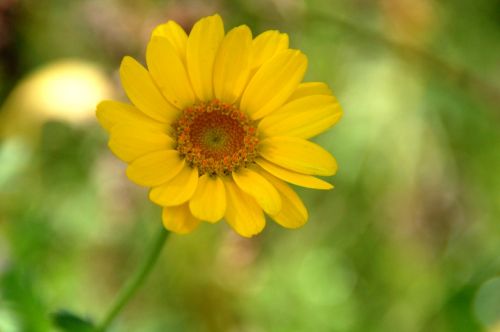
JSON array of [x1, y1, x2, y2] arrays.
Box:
[[96, 14, 342, 237]]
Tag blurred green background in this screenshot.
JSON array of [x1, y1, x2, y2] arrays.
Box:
[[1, 0, 499, 331]]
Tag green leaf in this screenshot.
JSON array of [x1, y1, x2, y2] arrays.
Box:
[[52, 310, 96, 332]]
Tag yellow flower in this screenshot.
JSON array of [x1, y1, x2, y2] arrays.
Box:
[[96, 14, 342, 237]]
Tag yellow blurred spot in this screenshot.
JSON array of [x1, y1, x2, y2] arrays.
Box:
[[491, 322, 500, 332], [1, 59, 114, 141]]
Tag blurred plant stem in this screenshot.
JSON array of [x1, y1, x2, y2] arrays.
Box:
[[96, 227, 170, 332]]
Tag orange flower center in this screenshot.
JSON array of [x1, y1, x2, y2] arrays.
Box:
[[173, 100, 259, 176]]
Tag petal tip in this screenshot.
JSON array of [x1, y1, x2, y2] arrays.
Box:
[[120, 55, 135, 67]]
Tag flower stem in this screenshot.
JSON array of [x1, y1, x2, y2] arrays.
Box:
[[96, 227, 169, 331]]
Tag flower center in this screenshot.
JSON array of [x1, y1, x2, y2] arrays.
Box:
[[173, 100, 259, 176]]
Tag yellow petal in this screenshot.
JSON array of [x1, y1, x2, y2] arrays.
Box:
[[260, 172, 308, 229], [109, 124, 174, 162], [259, 136, 337, 176], [119, 56, 179, 122], [232, 167, 281, 215], [213, 25, 252, 104], [258, 95, 342, 139], [287, 82, 332, 102], [189, 174, 225, 222], [186, 14, 224, 101], [223, 178, 265, 238], [256, 158, 333, 190], [96, 100, 166, 133], [147, 36, 195, 109], [126, 150, 184, 187], [150, 164, 198, 206], [241, 49, 307, 120], [250, 30, 289, 70], [152, 21, 188, 59], [162, 203, 200, 234]]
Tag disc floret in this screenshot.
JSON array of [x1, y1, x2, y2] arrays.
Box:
[[173, 100, 259, 176]]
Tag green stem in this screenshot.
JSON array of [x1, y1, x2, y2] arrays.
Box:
[[96, 227, 169, 332]]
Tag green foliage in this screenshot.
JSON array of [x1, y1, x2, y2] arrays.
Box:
[[52, 311, 96, 332], [1, 268, 52, 332]]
